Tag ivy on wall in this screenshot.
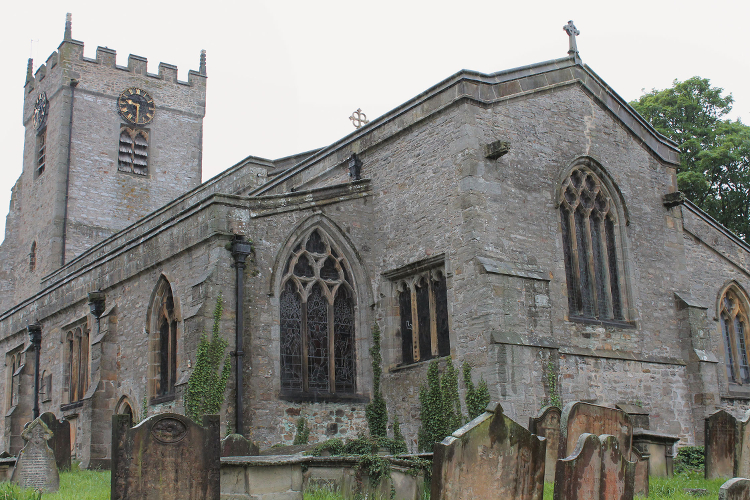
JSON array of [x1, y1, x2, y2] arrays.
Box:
[[365, 324, 388, 437], [463, 361, 490, 420], [185, 294, 231, 423]]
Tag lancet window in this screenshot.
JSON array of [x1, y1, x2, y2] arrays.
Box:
[[396, 267, 450, 365], [29, 242, 36, 273], [36, 129, 46, 178], [5, 350, 23, 410], [720, 287, 750, 385], [559, 167, 624, 321], [118, 127, 149, 175], [149, 279, 178, 401], [279, 229, 356, 396]]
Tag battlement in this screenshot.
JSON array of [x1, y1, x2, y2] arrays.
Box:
[[25, 14, 206, 91]]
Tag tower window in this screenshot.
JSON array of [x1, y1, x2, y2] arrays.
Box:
[[118, 127, 149, 176], [35, 129, 46, 178], [29, 242, 36, 273]]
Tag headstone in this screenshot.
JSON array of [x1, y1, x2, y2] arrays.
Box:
[[221, 433, 259, 457], [632, 447, 649, 498], [10, 417, 59, 493], [553, 433, 635, 500], [705, 410, 738, 479], [719, 478, 750, 500], [560, 402, 633, 460], [432, 402, 546, 500], [735, 410, 750, 479], [111, 412, 220, 500], [39, 412, 71, 471], [616, 404, 650, 430], [529, 405, 562, 483]]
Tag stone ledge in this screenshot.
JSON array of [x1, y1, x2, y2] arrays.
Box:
[[476, 256, 549, 281]]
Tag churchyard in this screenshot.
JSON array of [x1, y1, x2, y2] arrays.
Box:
[[0, 402, 748, 499]]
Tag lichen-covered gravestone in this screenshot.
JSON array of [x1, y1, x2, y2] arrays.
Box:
[[705, 410, 738, 479], [432, 402, 546, 500], [529, 405, 562, 484], [560, 402, 633, 460], [39, 412, 71, 471], [10, 417, 59, 493], [735, 410, 750, 479], [554, 433, 635, 500], [719, 478, 750, 500], [111, 413, 220, 500]]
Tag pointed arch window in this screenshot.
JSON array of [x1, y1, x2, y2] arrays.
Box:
[[148, 279, 178, 402], [29, 242, 36, 273], [64, 323, 89, 403], [279, 229, 356, 397], [720, 287, 750, 385], [559, 166, 625, 321]]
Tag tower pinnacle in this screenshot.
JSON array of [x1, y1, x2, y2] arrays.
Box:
[[25, 58, 33, 85], [64, 13, 72, 41], [200, 49, 207, 76]]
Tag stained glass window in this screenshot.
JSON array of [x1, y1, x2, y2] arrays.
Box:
[[721, 287, 750, 384], [279, 229, 356, 395], [559, 166, 624, 320]]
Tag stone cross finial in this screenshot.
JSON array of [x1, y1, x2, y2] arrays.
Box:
[[64, 13, 73, 41], [200, 49, 207, 76], [349, 108, 369, 129], [26, 58, 34, 86], [563, 20, 580, 61]]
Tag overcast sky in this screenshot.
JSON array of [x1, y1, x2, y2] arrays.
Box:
[[2, 0, 749, 243]]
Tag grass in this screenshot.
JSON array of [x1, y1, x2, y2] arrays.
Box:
[[0, 468, 110, 500]]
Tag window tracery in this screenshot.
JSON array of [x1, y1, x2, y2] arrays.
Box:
[[149, 279, 178, 402], [559, 166, 624, 321], [720, 287, 750, 385], [279, 229, 355, 396]]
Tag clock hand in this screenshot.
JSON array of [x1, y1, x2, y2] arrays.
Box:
[[134, 103, 140, 123]]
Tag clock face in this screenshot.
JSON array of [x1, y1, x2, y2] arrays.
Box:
[[33, 92, 49, 131], [117, 88, 155, 125]]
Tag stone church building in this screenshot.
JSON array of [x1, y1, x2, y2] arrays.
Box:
[[1, 16, 749, 467]]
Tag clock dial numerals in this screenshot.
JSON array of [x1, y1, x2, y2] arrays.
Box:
[[117, 88, 155, 125], [33, 92, 49, 131]]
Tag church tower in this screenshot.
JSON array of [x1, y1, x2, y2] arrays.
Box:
[[1, 14, 206, 307]]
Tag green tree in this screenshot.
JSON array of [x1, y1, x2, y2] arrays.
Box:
[[185, 294, 231, 423], [365, 324, 388, 437], [630, 77, 750, 240]]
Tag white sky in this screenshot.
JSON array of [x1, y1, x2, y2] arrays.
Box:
[[1, 0, 749, 242]]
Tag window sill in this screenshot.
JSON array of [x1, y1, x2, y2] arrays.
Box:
[[568, 316, 636, 329], [279, 392, 368, 404], [60, 401, 84, 412], [724, 384, 750, 399], [150, 394, 176, 405], [390, 355, 451, 373]]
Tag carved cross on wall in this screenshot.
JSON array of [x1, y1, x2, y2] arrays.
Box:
[[563, 20, 580, 60]]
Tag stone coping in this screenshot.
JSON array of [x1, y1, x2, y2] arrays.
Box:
[[632, 429, 681, 444]]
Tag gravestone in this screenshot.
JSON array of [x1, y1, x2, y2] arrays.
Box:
[[705, 410, 738, 479], [735, 410, 750, 479], [632, 447, 649, 498], [719, 478, 750, 500], [560, 402, 633, 460], [39, 412, 71, 471], [221, 433, 259, 457], [554, 433, 635, 500], [111, 412, 220, 500], [432, 402, 546, 500], [10, 417, 59, 493], [529, 405, 562, 484]]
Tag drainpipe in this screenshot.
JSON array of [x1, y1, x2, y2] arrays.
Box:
[[28, 324, 42, 420], [231, 235, 253, 436]]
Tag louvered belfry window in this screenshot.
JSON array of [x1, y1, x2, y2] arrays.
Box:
[[720, 287, 750, 385], [560, 167, 623, 321], [118, 127, 149, 175], [279, 229, 356, 396]]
